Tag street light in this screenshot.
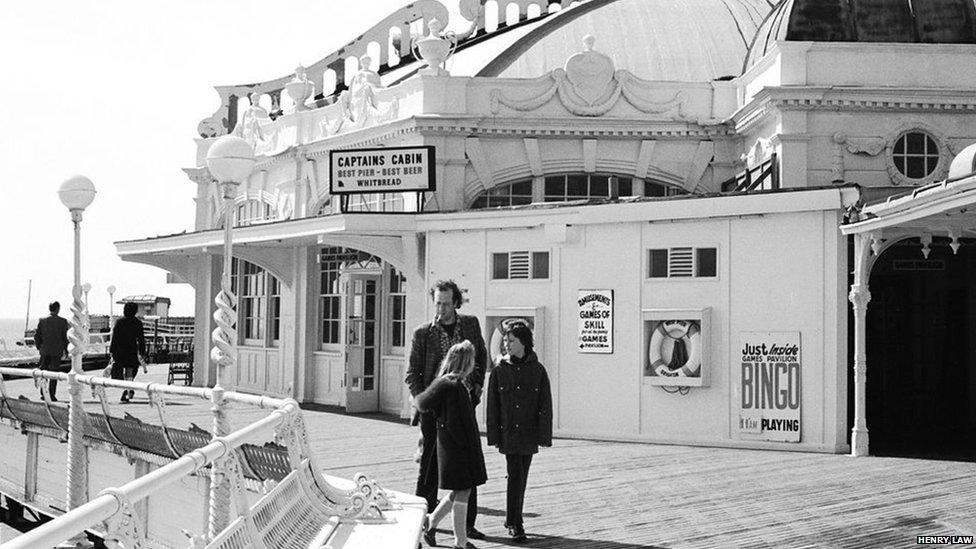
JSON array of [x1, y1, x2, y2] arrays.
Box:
[[57, 175, 96, 517], [81, 282, 92, 318], [204, 134, 255, 538], [107, 285, 116, 327]]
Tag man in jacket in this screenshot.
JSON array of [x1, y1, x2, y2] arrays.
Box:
[[405, 279, 488, 540], [34, 301, 69, 401]]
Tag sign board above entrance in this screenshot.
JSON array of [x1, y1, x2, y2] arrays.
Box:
[[329, 146, 436, 194]]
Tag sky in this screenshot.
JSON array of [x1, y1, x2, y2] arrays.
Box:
[[0, 0, 449, 321]]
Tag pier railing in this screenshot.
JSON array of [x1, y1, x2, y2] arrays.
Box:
[[0, 367, 393, 548]]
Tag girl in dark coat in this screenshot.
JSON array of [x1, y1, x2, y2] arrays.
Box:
[[486, 322, 552, 542], [415, 340, 487, 549], [109, 302, 146, 403]]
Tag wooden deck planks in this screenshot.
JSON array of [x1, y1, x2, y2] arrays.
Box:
[[1, 368, 975, 548]]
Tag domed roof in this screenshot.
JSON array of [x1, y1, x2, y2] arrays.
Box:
[[745, 0, 976, 71], [949, 142, 976, 180], [477, 0, 775, 82]]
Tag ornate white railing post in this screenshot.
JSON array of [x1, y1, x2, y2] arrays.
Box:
[[57, 175, 96, 548], [849, 232, 874, 457], [67, 271, 90, 509], [205, 135, 255, 539], [58, 177, 97, 508]]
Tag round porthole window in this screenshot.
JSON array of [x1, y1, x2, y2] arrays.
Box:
[[892, 131, 940, 180]]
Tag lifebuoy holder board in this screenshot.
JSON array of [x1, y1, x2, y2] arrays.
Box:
[[484, 307, 545, 369], [642, 308, 710, 387]]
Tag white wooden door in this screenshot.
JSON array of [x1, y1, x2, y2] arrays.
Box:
[[344, 275, 380, 412]]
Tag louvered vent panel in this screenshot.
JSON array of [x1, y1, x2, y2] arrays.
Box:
[[509, 251, 531, 279], [669, 247, 694, 277]]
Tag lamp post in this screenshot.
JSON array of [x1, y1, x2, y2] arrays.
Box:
[[57, 175, 96, 519], [204, 135, 255, 538], [107, 285, 116, 327], [81, 282, 92, 316]]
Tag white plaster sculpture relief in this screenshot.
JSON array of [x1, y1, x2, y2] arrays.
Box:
[[232, 93, 279, 153], [324, 55, 400, 135], [831, 133, 847, 183], [833, 134, 886, 185], [490, 36, 688, 118], [456, 0, 481, 39], [412, 19, 458, 76], [277, 193, 294, 221], [843, 136, 886, 156], [285, 65, 315, 112], [746, 138, 772, 168]]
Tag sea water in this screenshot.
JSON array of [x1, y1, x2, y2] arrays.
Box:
[[0, 318, 31, 348]]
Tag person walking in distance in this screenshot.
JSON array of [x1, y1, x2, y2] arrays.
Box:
[[110, 302, 147, 403], [415, 341, 488, 549], [34, 301, 69, 401], [486, 321, 552, 543], [406, 279, 488, 540]]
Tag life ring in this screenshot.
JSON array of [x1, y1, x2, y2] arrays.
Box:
[[647, 320, 701, 378], [489, 326, 506, 363], [489, 317, 533, 364]]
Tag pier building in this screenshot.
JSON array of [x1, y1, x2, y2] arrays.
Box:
[[115, 0, 976, 458]]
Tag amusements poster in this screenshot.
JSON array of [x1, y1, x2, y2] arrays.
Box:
[[738, 332, 801, 442], [577, 290, 613, 353]]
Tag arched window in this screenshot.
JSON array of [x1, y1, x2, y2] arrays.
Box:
[[472, 180, 533, 209], [235, 199, 275, 227], [543, 174, 683, 201], [470, 174, 685, 209], [230, 259, 281, 347]]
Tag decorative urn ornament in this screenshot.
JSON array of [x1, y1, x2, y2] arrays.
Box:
[[412, 19, 457, 76], [285, 65, 315, 112]]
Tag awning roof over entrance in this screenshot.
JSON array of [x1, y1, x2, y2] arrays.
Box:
[[115, 213, 417, 255], [842, 143, 976, 237], [841, 142, 976, 457], [115, 213, 418, 283]]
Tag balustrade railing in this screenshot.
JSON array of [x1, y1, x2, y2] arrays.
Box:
[[195, 0, 581, 139], [0, 367, 392, 548]]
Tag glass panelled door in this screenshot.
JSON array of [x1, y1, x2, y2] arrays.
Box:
[[345, 274, 380, 412]]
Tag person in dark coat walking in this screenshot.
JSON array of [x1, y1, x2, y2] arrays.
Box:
[[405, 279, 488, 540], [34, 301, 69, 401], [415, 340, 488, 549], [486, 322, 552, 543], [109, 302, 146, 402]]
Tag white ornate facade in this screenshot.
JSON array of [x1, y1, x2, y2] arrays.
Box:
[[117, 0, 976, 456]]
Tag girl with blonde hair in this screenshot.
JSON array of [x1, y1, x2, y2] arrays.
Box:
[[415, 340, 488, 549]]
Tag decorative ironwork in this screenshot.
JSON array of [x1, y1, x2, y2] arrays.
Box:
[[101, 487, 145, 549]]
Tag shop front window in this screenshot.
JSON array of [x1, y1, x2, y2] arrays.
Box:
[[319, 248, 343, 348], [389, 266, 407, 351], [230, 259, 281, 347]]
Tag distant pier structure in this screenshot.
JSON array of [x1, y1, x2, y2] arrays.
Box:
[[117, 294, 171, 318]]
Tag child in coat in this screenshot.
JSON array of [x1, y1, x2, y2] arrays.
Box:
[[415, 340, 488, 549]]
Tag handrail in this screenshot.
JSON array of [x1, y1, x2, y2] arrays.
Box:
[[2, 406, 293, 549], [0, 366, 390, 547]]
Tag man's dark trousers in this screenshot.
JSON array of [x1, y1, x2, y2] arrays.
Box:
[[38, 354, 61, 397], [417, 411, 478, 527]]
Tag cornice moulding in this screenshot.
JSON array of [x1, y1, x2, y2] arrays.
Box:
[[733, 86, 976, 133]]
